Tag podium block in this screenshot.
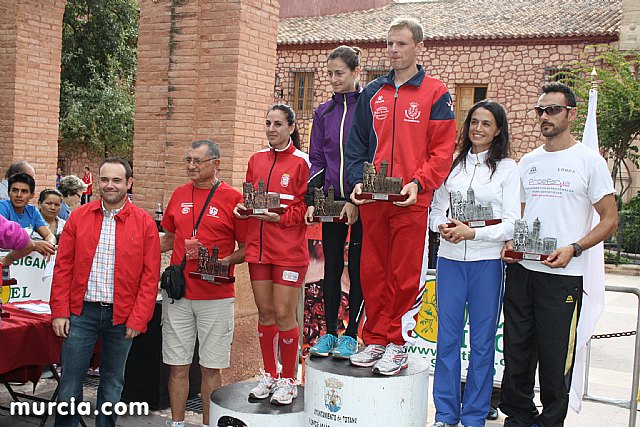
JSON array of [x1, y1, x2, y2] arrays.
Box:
[[304, 355, 429, 427], [210, 382, 304, 427]]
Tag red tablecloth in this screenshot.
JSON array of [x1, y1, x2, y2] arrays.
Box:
[[0, 301, 63, 383]]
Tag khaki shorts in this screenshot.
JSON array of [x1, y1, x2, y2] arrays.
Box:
[[162, 294, 234, 369]]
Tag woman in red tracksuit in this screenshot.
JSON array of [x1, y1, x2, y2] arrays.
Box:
[[233, 103, 310, 406]]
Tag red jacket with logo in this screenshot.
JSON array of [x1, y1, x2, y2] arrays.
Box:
[[244, 142, 310, 266], [50, 200, 161, 332], [345, 65, 456, 208], [161, 181, 246, 300]]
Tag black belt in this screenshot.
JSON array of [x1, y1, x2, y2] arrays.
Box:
[[86, 301, 113, 307]]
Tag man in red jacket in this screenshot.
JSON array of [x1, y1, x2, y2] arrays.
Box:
[[50, 157, 160, 427], [346, 17, 456, 376]]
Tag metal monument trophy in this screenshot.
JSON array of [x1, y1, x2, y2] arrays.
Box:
[[239, 179, 285, 215], [354, 160, 408, 202], [310, 186, 347, 223], [504, 218, 557, 261], [189, 245, 235, 284], [447, 186, 502, 228]]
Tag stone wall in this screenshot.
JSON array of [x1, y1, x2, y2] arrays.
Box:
[[620, 0, 640, 50], [277, 41, 606, 160]]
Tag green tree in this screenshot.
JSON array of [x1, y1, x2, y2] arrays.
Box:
[[559, 45, 640, 200], [59, 0, 138, 160]]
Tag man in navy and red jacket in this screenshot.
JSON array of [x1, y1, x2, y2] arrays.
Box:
[[50, 157, 160, 427], [345, 17, 456, 375]]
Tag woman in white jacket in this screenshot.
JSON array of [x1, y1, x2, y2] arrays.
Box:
[[429, 100, 520, 427]]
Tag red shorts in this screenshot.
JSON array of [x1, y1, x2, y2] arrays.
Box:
[[248, 263, 308, 288]]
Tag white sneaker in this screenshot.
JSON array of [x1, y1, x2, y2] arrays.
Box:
[[349, 344, 386, 367], [248, 370, 276, 399], [270, 377, 298, 405], [165, 420, 185, 427], [431, 422, 460, 427], [372, 343, 408, 376]]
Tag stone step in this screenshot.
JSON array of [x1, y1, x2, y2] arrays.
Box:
[[304, 354, 430, 427], [209, 381, 304, 427]]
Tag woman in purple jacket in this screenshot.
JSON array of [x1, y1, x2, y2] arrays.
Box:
[[305, 45, 363, 359]]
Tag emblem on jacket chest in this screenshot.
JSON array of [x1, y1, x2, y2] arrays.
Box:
[[404, 102, 421, 123], [280, 173, 290, 187]]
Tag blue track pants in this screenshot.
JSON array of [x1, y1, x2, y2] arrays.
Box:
[[433, 257, 504, 427]]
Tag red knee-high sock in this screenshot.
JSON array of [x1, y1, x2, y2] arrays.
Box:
[[258, 324, 279, 378], [278, 327, 300, 380]]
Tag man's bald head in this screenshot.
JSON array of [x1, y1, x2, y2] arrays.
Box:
[[5, 161, 35, 179]]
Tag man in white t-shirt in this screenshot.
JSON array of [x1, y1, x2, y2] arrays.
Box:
[[499, 82, 618, 427]]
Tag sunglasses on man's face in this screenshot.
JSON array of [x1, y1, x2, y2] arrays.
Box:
[[534, 105, 574, 117]]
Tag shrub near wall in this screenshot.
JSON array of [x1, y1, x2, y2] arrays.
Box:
[[621, 193, 640, 254]]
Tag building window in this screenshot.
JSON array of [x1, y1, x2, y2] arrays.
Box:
[[544, 67, 573, 86], [365, 68, 388, 84], [456, 85, 488, 127], [292, 70, 315, 116]]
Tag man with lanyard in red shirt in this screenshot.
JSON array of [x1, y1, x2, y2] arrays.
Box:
[[161, 140, 247, 427], [50, 158, 160, 427], [345, 17, 456, 376]]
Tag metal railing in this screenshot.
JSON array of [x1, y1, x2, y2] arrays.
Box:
[[583, 285, 640, 427], [605, 212, 640, 265]]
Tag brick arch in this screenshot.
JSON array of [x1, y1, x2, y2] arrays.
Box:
[[0, 0, 67, 193]]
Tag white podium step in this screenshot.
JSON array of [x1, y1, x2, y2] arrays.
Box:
[[209, 381, 304, 427], [304, 354, 429, 427]]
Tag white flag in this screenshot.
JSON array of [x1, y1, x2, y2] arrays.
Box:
[[569, 87, 606, 412]]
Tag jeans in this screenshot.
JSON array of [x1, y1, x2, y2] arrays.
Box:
[[54, 302, 133, 427]]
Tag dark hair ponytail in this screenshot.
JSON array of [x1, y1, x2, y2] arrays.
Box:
[[327, 45, 361, 71], [267, 103, 301, 149]]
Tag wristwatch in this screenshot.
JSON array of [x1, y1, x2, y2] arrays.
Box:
[[571, 242, 583, 257]]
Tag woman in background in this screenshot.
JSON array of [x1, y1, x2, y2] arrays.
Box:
[[38, 189, 66, 241], [57, 175, 85, 220]]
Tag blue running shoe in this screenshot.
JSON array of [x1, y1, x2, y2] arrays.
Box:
[[332, 335, 358, 359], [310, 333, 338, 357]]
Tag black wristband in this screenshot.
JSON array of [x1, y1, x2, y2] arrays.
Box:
[[411, 178, 423, 192]]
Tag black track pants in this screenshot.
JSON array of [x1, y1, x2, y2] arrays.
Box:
[[500, 263, 583, 427], [321, 218, 363, 338]]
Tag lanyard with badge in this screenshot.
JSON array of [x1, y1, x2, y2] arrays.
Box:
[[184, 180, 221, 260]]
